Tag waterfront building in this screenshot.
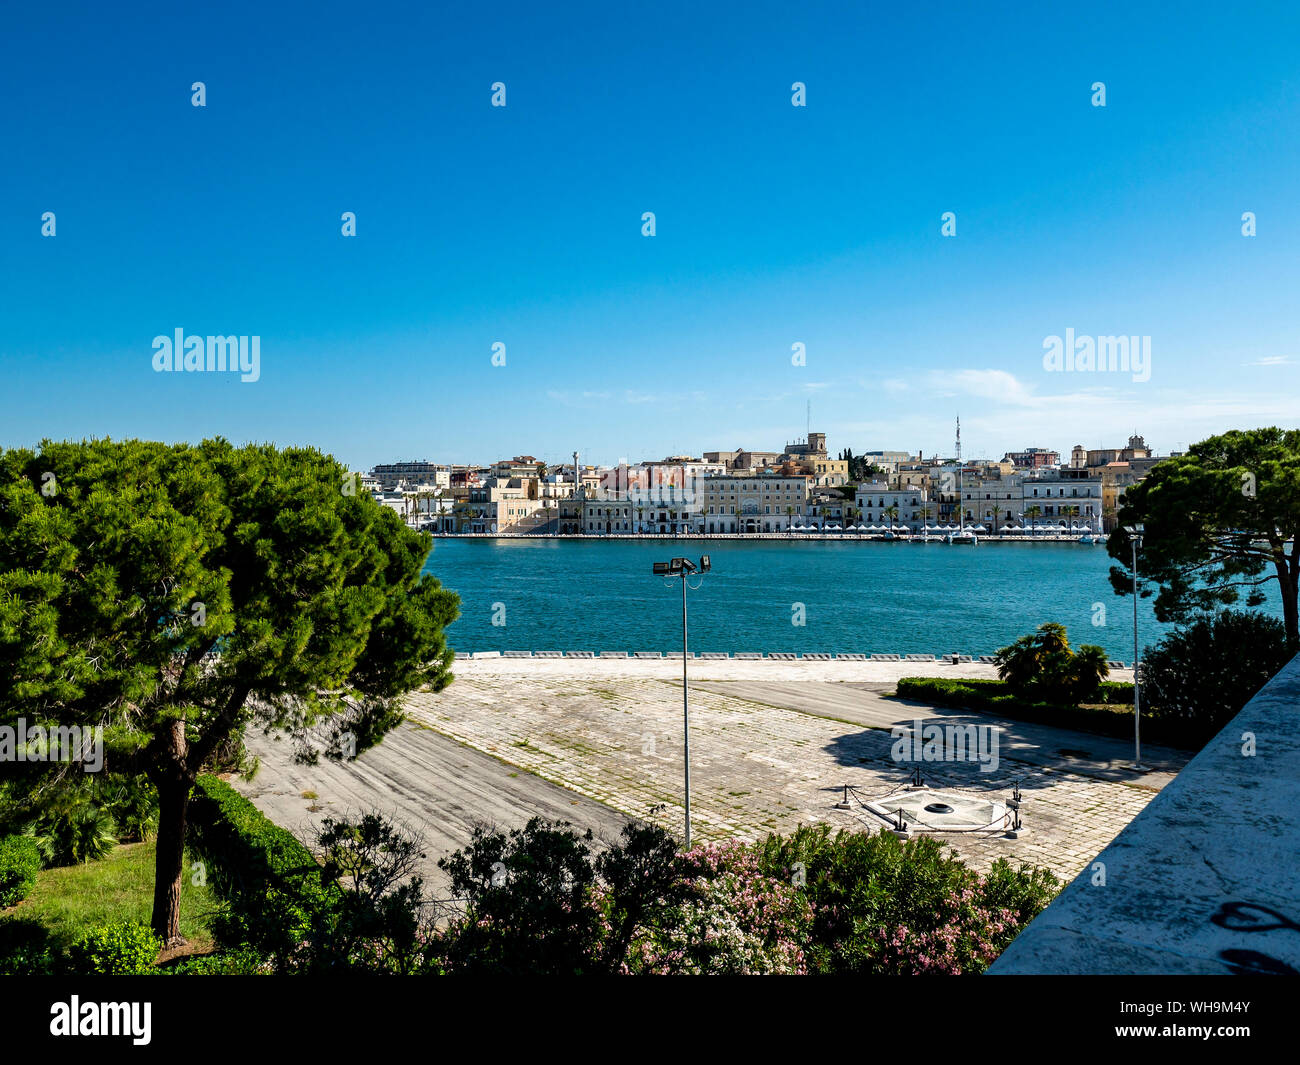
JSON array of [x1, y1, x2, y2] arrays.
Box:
[[1018, 467, 1103, 529], [465, 478, 548, 533], [698, 473, 809, 533], [805, 489, 849, 528], [852, 485, 927, 529], [582, 495, 692, 534], [370, 461, 452, 490], [556, 496, 582, 534], [960, 471, 1024, 529]]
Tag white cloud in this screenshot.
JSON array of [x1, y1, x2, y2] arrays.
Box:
[[929, 368, 1038, 407]]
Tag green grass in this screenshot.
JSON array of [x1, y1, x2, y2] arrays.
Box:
[[1, 841, 217, 954]]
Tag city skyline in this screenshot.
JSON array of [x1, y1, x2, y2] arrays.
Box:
[[365, 424, 1155, 473], [3, 1, 1297, 471]]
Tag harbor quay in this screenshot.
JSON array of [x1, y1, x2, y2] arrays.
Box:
[[427, 531, 1107, 543]]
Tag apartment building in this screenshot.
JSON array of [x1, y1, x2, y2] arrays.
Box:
[[853, 485, 928, 529], [698, 474, 809, 533], [491, 455, 545, 481], [1003, 448, 1061, 470], [370, 461, 452, 490], [463, 478, 547, 533], [1017, 468, 1103, 527]]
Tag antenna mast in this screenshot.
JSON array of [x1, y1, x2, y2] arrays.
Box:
[[955, 416, 963, 532]]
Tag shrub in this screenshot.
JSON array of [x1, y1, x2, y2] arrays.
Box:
[[189, 782, 442, 973], [628, 841, 812, 974], [1140, 610, 1293, 742], [0, 834, 41, 907], [994, 622, 1109, 704], [186, 775, 331, 965], [306, 813, 434, 974], [101, 778, 159, 843], [892, 677, 1178, 745], [754, 823, 1058, 974], [67, 921, 161, 975], [593, 821, 685, 971], [25, 804, 117, 866], [437, 817, 603, 975], [0, 918, 59, 975]]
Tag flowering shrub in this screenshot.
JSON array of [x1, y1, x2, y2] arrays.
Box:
[[870, 886, 1020, 974], [755, 823, 1058, 974], [257, 813, 1057, 976], [627, 841, 812, 974]]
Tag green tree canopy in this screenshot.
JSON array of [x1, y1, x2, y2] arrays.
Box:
[[0, 438, 458, 942], [1107, 428, 1300, 645]]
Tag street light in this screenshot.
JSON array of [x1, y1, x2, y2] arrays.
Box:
[[1123, 524, 1148, 771], [651, 555, 711, 848]]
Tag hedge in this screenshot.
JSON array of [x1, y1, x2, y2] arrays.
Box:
[[894, 677, 1192, 748], [187, 775, 335, 961], [0, 834, 41, 908]]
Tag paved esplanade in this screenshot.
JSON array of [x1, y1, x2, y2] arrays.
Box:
[[235, 659, 1184, 895]]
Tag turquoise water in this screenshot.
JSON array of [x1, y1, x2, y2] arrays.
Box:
[[421, 537, 1276, 660]]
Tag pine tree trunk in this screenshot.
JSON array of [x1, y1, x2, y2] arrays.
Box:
[[151, 781, 191, 945], [150, 719, 193, 946], [1282, 578, 1299, 648]]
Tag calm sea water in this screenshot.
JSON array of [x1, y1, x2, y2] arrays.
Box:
[[421, 537, 1276, 660]]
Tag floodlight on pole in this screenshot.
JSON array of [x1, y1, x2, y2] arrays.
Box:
[[651, 555, 711, 849]]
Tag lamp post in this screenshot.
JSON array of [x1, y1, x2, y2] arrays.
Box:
[[652, 554, 711, 848], [1123, 524, 1147, 771]]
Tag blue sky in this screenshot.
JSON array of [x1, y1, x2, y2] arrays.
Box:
[[1, 0, 1297, 471]]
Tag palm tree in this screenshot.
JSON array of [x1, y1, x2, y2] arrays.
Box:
[[1024, 505, 1042, 536], [636, 504, 645, 535], [884, 504, 899, 532], [785, 504, 795, 536]]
